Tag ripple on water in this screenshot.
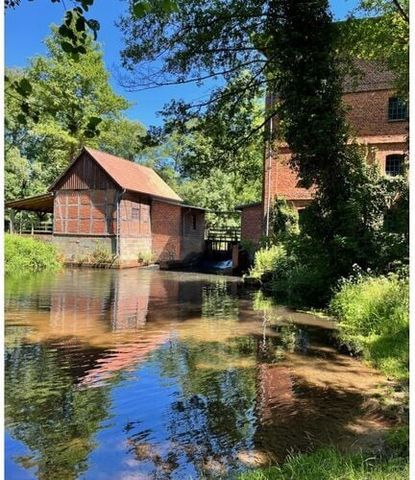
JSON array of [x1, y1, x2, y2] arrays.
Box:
[[5, 269, 393, 480]]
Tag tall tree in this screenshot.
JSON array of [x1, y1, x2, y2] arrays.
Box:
[[344, 0, 409, 98], [5, 28, 146, 198]]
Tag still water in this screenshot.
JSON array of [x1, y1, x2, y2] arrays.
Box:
[[5, 269, 389, 480]]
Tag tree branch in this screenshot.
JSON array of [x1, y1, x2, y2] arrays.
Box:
[[392, 0, 409, 22]]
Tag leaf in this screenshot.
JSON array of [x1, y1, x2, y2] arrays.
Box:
[[61, 41, 75, 53], [21, 102, 30, 114], [76, 45, 87, 55], [16, 78, 32, 96], [75, 16, 85, 32], [132, 1, 151, 18], [16, 114, 27, 125], [162, 0, 179, 14], [86, 116, 102, 129]]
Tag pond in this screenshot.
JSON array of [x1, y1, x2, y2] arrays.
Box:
[[5, 269, 390, 480]]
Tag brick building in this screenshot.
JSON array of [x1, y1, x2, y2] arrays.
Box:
[[240, 60, 408, 244], [6, 147, 206, 267]]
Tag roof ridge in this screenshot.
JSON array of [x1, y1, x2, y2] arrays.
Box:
[[84, 146, 154, 172]]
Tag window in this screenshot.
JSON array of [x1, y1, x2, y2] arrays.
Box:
[[385, 154, 404, 176], [132, 207, 140, 220], [192, 214, 197, 230], [388, 97, 407, 121]]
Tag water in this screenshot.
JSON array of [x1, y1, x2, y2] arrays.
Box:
[[5, 269, 389, 480]]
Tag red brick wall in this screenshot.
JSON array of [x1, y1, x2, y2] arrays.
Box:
[[343, 89, 408, 137], [119, 192, 151, 238], [261, 89, 408, 219], [151, 202, 182, 262], [53, 189, 116, 235], [151, 202, 206, 262], [241, 204, 263, 244]]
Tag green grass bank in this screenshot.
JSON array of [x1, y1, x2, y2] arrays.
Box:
[[5, 233, 63, 275], [330, 273, 409, 383], [237, 443, 408, 480]]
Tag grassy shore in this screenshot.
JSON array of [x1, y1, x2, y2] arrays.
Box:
[[239, 272, 409, 480], [330, 273, 409, 383], [237, 444, 408, 480], [5, 233, 63, 275]]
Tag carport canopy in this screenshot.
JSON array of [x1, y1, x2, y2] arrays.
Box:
[[5, 193, 54, 213]]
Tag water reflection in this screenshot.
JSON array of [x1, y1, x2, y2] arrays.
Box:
[[5, 269, 389, 479]]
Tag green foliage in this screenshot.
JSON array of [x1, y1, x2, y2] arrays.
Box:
[[179, 169, 260, 228], [5, 234, 63, 275], [80, 241, 115, 265], [269, 198, 299, 238], [138, 250, 153, 265], [237, 447, 408, 480], [249, 244, 287, 280], [5, 28, 146, 196], [330, 273, 409, 381], [343, 1, 409, 98]]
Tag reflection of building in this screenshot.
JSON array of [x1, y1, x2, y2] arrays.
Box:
[[50, 270, 151, 332], [6, 147, 206, 267], [46, 270, 209, 385]]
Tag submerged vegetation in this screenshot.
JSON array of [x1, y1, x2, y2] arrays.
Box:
[[5, 234, 62, 275]]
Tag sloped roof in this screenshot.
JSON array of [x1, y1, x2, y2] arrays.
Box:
[[84, 147, 183, 202], [343, 59, 396, 93], [5, 193, 54, 212]]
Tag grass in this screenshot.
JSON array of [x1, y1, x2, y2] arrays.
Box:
[[5, 233, 63, 275], [237, 447, 408, 480], [330, 274, 409, 382]]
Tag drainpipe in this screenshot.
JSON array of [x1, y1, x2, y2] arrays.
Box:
[[116, 189, 126, 257], [265, 95, 274, 237]]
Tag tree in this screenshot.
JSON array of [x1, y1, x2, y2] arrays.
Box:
[[344, 0, 409, 98], [5, 28, 146, 196]]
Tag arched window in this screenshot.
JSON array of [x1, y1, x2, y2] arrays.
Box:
[[385, 154, 404, 176]]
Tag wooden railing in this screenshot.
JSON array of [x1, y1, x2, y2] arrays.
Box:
[[20, 222, 53, 234], [206, 226, 241, 242], [205, 226, 241, 254]]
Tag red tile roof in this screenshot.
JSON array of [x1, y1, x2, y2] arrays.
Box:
[[84, 147, 182, 202]]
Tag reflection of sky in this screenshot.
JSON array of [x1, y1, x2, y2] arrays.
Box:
[[86, 361, 190, 480], [5, 432, 35, 480]]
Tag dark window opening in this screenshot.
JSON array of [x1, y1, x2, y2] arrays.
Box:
[[132, 207, 140, 220], [385, 154, 404, 176], [192, 214, 197, 230], [388, 97, 407, 121]]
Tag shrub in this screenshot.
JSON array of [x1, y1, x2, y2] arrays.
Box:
[[138, 250, 153, 265], [330, 273, 409, 382], [5, 234, 62, 275], [249, 244, 287, 280], [87, 241, 114, 264]]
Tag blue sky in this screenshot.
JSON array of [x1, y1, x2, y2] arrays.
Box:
[[5, 0, 358, 128]]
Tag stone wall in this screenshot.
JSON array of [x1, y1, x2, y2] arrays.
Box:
[[53, 234, 116, 262]]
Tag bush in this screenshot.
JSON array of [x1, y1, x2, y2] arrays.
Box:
[[138, 250, 153, 265], [237, 447, 408, 480], [79, 241, 115, 265], [249, 244, 288, 279], [330, 273, 409, 382], [5, 234, 62, 275]]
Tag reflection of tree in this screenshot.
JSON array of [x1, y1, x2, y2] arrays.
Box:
[[5, 340, 112, 480], [125, 337, 258, 477], [201, 279, 239, 319]]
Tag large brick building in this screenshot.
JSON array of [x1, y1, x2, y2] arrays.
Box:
[[240, 60, 408, 244], [6, 147, 206, 267]]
